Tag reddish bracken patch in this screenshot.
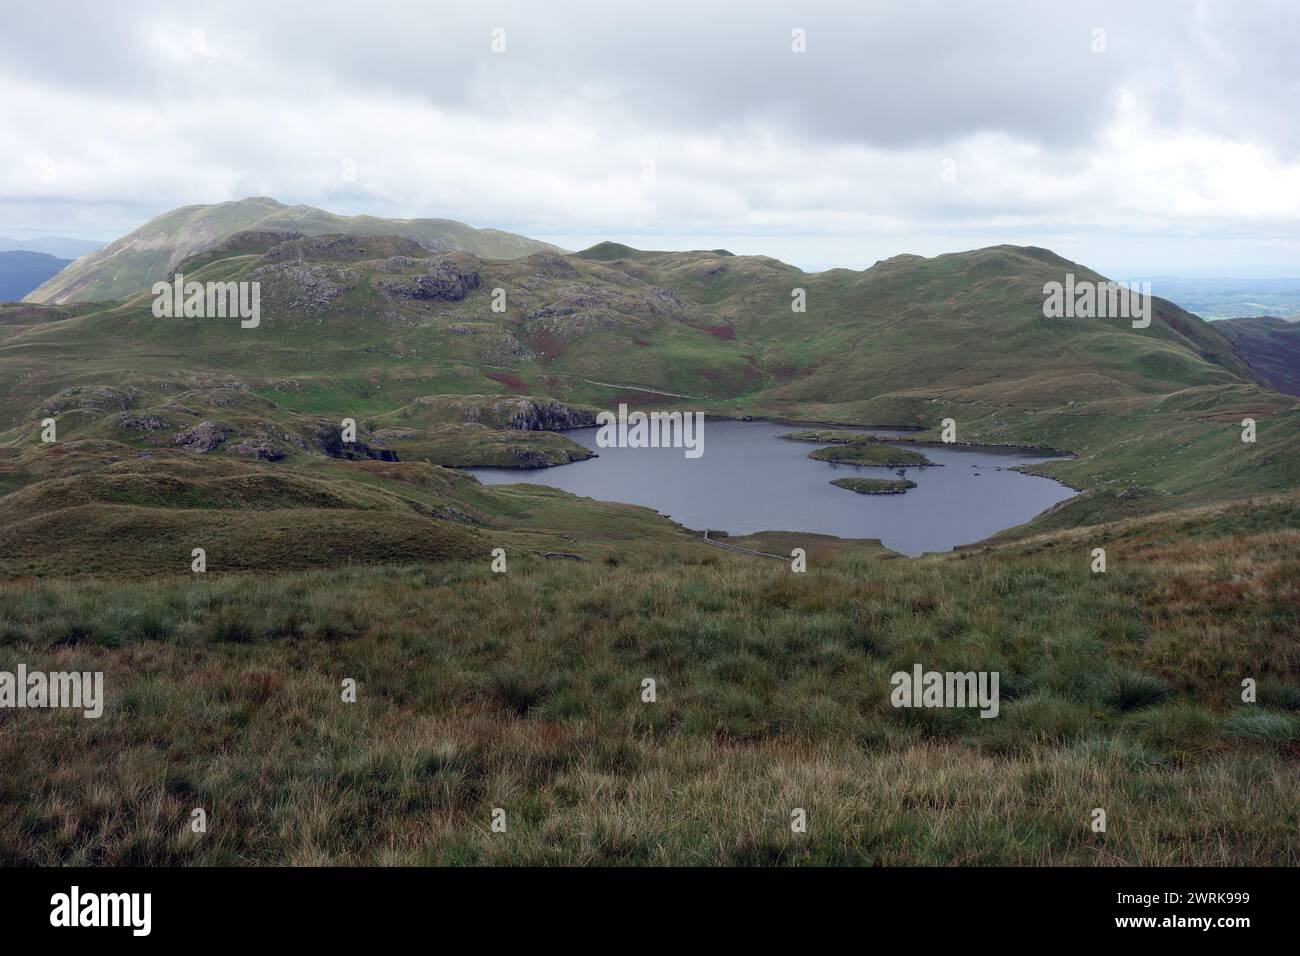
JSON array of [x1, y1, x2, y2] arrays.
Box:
[[485, 370, 529, 393], [632, 336, 652, 347], [684, 320, 736, 341], [532, 329, 563, 359], [1160, 308, 1188, 337]]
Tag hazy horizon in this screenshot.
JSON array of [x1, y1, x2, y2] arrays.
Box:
[[6, 208, 1300, 281]]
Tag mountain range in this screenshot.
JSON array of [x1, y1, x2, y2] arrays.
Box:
[[0, 250, 71, 301], [0, 235, 103, 258], [22, 197, 560, 305]]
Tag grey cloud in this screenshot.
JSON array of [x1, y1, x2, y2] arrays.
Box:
[[7, 0, 1295, 151], [0, 0, 1296, 272]]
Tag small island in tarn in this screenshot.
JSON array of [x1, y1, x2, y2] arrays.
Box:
[[807, 438, 936, 467], [779, 429, 871, 444], [831, 477, 917, 495]]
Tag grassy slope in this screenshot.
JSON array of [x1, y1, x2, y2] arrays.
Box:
[[1, 495, 1296, 864]]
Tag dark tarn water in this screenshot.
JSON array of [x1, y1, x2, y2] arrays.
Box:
[[472, 420, 1076, 556]]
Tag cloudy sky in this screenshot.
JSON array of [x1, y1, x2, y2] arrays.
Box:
[[2, 0, 1298, 273]]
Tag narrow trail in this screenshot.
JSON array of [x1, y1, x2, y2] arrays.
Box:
[[700, 529, 786, 561], [577, 378, 704, 400], [475, 363, 706, 400]]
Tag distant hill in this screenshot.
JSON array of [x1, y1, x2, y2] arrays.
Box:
[[23, 197, 563, 304], [0, 236, 103, 259], [1219, 315, 1300, 396], [0, 250, 72, 301]]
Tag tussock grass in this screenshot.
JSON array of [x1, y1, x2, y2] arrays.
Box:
[[1, 508, 1296, 865]]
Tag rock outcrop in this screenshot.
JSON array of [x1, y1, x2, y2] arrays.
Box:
[[117, 413, 170, 431], [261, 234, 425, 263], [41, 385, 140, 416], [376, 255, 480, 302], [172, 420, 230, 453], [503, 399, 597, 431], [228, 440, 287, 461], [312, 421, 399, 462]]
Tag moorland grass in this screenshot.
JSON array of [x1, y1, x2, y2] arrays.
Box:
[[1, 505, 1296, 865]]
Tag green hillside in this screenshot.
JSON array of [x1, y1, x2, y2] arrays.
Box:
[[1218, 316, 1300, 397], [23, 197, 562, 305], [4, 234, 1294, 540]]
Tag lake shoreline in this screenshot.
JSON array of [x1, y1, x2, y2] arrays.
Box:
[[473, 420, 1080, 555], [469, 413, 1072, 470]]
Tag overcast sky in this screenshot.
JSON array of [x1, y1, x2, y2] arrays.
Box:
[[2, 0, 1298, 274]]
